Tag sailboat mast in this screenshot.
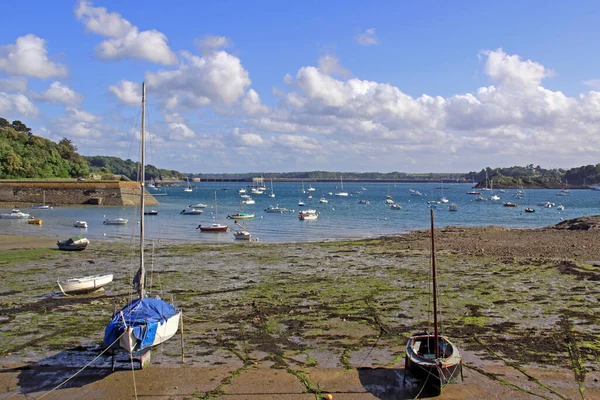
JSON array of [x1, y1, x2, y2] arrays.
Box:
[[430, 208, 439, 359], [139, 81, 146, 299]]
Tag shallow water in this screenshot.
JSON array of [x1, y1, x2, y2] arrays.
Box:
[[1, 182, 598, 243]]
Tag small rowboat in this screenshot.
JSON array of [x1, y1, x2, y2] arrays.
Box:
[[197, 223, 228, 232], [57, 274, 113, 295], [28, 219, 43, 225]]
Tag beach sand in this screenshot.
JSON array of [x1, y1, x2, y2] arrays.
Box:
[[0, 218, 599, 399]]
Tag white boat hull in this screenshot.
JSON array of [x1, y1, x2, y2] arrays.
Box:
[[120, 311, 182, 353], [57, 274, 113, 295]]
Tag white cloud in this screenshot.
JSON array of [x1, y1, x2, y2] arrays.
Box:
[[0, 34, 68, 79], [318, 54, 351, 78], [355, 28, 378, 46], [582, 79, 600, 90], [242, 89, 269, 115], [108, 80, 141, 105], [0, 77, 27, 92], [65, 107, 102, 123], [168, 122, 195, 140], [75, 0, 177, 65], [146, 50, 251, 107], [481, 48, 554, 91], [36, 82, 83, 106], [0, 92, 38, 116], [196, 35, 231, 53]]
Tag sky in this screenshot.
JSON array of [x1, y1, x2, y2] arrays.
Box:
[[1, 1, 600, 174]]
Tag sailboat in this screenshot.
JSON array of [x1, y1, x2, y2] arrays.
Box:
[[197, 191, 228, 232], [268, 178, 275, 198], [335, 175, 348, 197], [232, 220, 251, 240], [183, 177, 193, 192], [439, 180, 449, 203], [32, 190, 51, 209], [405, 208, 462, 394], [104, 82, 181, 358]]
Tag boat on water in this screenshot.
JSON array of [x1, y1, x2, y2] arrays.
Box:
[[404, 209, 462, 394], [298, 200, 305, 207], [390, 204, 402, 210], [359, 199, 370, 205], [335, 176, 348, 197], [103, 217, 129, 224], [557, 205, 565, 210], [197, 192, 228, 232], [74, 220, 88, 228], [298, 209, 318, 220], [475, 196, 488, 201], [524, 206, 535, 213], [227, 212, 255, 219], [232, 221, 251, 240], [189, 203, 208, 208], [318, 197, 328, 203], [57, 235, 90, 251], [28, 218, 42, 225], [57, 274, 113, 295], [448, 203, 457, 211], [467, 191, 481, 195], [264, 205, 288, 213], [1, 209, 31, 219], [268, 179, 276, 198], [144, 210, 158, 215], [503, 202, 518, 207], [242, 198, 256, 205], [490, 194, 501, 201], [32, 190, 51, 209], [183, 178, 193, 192], [180, 208, 203, 215], [104, 82, 181, 358]]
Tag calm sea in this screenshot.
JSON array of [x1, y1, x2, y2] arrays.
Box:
[[2, 182, 599, 244]]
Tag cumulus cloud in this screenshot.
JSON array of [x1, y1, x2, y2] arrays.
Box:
[[0, 77, 27, 92], [196, 35, 231, 53], [146, 50, 251, 108], [0, 34, 68, 79], [35, 82, 84, 106], [481, 48, 554, 91], [168, 122, 195, 140], [108, 80, 141, 105], [317, 54, 351, 78], [0, 92, 38, 116], [51, 107, 103, 138], [75, 0, 177, 65], [355, 28, 378, 46]]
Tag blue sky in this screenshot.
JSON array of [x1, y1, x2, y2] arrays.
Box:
[[1, 1, 600, 173]]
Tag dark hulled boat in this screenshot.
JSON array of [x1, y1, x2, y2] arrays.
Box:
[[405, 209, 463, 394]]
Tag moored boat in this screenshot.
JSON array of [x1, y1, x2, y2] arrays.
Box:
[[144, 210, 158, 215], [264, 205, 288, 213], [57, 235, 90, 251], [503, 202, 518, 207], [227, 213, 255, 219], [1, 209, 31, 219], [57, 274, 113, 295], [404, 209, 462, 394], [197, 223, 228, 232], [103, 217, 128, 225], [28, 218, 42, 225], [74, 220, 88, 228], [180, 208, 203, 215]]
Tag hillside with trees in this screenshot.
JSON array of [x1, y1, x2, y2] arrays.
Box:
[[84, 155, 185, 181], [0, 118, 89, 179]]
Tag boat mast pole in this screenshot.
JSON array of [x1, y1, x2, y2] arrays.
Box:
[[139, 81, 146, 299], [430, 208, 439, 359]]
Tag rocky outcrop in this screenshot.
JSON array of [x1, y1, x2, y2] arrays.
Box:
[[0, 181, 158, 206]]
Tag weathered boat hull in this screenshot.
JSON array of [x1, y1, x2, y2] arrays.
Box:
[[120, 311, 182, 353], [57, 274, 113, 295]]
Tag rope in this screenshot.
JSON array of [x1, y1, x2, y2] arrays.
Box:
[[181, 312, 231, 323], [36, 332, 125, 400]]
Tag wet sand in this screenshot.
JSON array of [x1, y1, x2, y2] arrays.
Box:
[[0, 219, 599, 399]]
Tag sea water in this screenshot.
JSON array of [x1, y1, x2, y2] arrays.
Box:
[[1, 182, 598, 244]]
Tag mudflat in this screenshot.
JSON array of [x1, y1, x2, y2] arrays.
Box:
[[0, 218, 599, 399]]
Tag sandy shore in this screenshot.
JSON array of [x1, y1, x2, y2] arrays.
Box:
[[0, 219, 599, 399]]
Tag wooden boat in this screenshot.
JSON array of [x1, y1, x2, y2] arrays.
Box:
[[28, 218, 42, 225], [57, 235, 89, 251], [73, 220, 88, 228], [503, 202, 518, 207], [227, 213, 255, 219], [57, 274, 113, 295], [404, 209, 462, 394], [104, 82, 181, 358], [103, 217, 128, 225], [1, 209, 31, 219]]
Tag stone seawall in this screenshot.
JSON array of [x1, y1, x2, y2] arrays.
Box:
[[0, 181, 158, 206]]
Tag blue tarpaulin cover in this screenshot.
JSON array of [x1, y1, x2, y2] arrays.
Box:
[[104, 297, 179, 349]]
